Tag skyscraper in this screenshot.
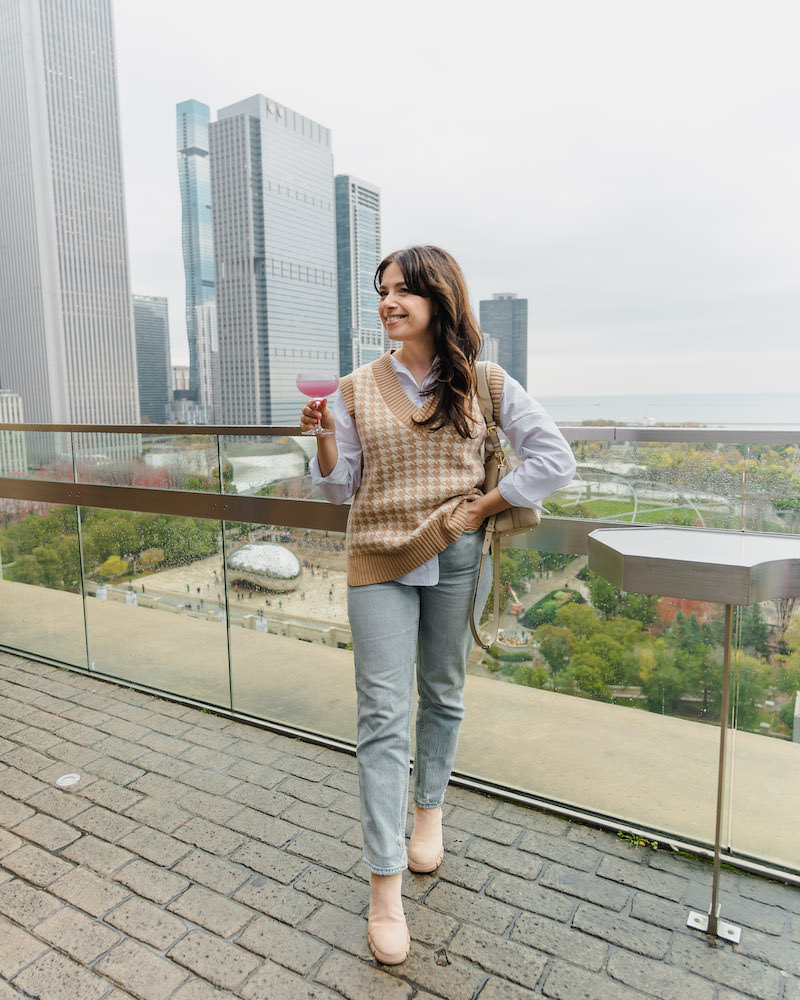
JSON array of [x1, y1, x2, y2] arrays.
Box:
[[195, 299, 220, 421], [0, 391, 26, 477], [479, 294, 528, 390], [0, 0, 139, 429], [177, 100, 215, 402], [209, 95, 339, 425], [335, 175, 382, 375], [132, 296, 171, 424]]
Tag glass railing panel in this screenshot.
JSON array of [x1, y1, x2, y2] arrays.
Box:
[[729, 598, 800, 870], [4, 430, 75, 481], [73, 431, 221, 492], [0, 502, 87, 666], [741, 438, 800, 534], [226, 521, 355, 742], [220, 435, 322, 500], [560, 437, 746, 529], [457, 544, 723, 847], [81, 508, 230, 705]]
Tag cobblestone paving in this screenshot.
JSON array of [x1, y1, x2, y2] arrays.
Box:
[[1, 650, 799, 1000]]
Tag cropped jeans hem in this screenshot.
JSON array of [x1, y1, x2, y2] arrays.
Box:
[[414, 798, 445, 810], [362, 859, 409, 877]]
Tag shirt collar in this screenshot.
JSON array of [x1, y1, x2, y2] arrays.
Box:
[[389, 352, 438, 391]]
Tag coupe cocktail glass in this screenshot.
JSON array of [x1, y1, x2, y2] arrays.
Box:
[[297, 373, 339, 436]]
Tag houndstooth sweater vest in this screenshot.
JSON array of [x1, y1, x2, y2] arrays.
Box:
[[339, 352, 504, 586]]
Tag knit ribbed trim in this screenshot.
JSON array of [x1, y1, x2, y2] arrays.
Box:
[[486, 363, 505, 421], [347, 500, 470, 586], [370, 352, 437, 426]]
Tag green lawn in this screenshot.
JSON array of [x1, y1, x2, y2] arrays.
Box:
[[578, 499, 698, 524]]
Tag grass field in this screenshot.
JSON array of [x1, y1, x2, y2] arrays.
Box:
[[576, 499, 698, 524]]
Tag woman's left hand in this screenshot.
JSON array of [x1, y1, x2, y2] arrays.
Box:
[[463, 488, 513, 532], [463, 497, 487, 532]]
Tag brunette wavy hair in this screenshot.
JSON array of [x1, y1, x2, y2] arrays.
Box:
[[374, 245, 483, 438]]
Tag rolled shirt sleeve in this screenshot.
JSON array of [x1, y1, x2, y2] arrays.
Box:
[[495, 373, 577, 510]]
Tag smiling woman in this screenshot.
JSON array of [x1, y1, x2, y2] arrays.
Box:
[[299, 243, 576, 964]]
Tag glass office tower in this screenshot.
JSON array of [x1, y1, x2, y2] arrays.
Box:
[[479, 294, 529, 390], [133, 296, 171, 424], [177, 100, 215, 403], [209, 95, 339, 425], [335, 175, 382, 376], [0, 0, 139, 431]]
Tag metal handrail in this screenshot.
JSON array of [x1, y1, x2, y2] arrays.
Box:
[[2, 422, 799, 444]]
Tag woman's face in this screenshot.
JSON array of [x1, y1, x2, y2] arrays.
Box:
[[377, 261, 435, 347]]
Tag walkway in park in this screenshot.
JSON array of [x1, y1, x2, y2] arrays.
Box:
[[1, 650, 800, 1000]]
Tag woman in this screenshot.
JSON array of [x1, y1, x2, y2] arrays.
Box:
[[300, 245, 575, 964]]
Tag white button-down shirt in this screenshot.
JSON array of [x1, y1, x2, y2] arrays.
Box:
[[310, 355, 576, 585]]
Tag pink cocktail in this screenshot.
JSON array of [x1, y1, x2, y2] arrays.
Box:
[[297, 372, 339, 436], [296, 378, 340, 398]]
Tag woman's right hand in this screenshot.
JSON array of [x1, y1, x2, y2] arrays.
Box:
[[300, 398, 335, 436]]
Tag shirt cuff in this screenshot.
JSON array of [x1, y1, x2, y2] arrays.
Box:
[[498, 475, 547, 513]]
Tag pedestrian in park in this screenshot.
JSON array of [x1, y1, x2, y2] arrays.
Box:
[[301, 245, 575, 965]]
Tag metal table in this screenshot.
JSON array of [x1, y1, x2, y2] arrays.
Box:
[[588, 526, 800, 944]]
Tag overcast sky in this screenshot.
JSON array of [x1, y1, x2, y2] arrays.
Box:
[[114, 0, 799, 397]]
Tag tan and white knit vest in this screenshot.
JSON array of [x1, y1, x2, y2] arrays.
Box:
[[339, 353, 504, 586]]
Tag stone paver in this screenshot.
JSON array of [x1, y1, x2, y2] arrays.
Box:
[[168, 929, 261, 991], [113, 857, 190, 905], [106, 894, 188, 950], [1, 651, 799, 1000], [13, 950, 110, 1000], [167, 883, 253, 938], [0, 913, 48, 977], [2, 843, 73, 886], [49, 864, 131, 917], [36, 904, 121, 964], [95, 938, 189, 1000]]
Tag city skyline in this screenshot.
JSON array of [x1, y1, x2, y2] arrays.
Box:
[[114, 0, 799, 398]]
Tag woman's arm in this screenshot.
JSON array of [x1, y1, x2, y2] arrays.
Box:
[[494, 373, 577, 508], [306, 393, 363, 503]]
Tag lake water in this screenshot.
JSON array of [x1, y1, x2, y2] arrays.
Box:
[[537, 392, 800, 428]]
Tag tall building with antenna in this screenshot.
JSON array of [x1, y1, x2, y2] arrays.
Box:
[[177, 99, 215, 405]]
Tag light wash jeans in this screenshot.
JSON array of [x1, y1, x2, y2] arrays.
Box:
[[347, 529, 491, 875]]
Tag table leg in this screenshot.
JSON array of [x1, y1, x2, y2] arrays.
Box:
[[687, 603, 742, 943]]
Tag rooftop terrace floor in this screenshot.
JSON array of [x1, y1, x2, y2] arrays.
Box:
[[1, 651, 799, 1000]]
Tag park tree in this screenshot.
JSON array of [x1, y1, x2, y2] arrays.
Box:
[[617, 592, 658, 626], [533, 624, 574, 673], [638, 641, 684, 715], [567, 653, 612, 701], [589, 574, 619, 618], [554, 602, 599, 639], [139, 548, 165, 571], [712, 604, 770, 659], [5, 554, 43, 586], [706, 650, 771, 731], [98, 555, 128, 580]]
